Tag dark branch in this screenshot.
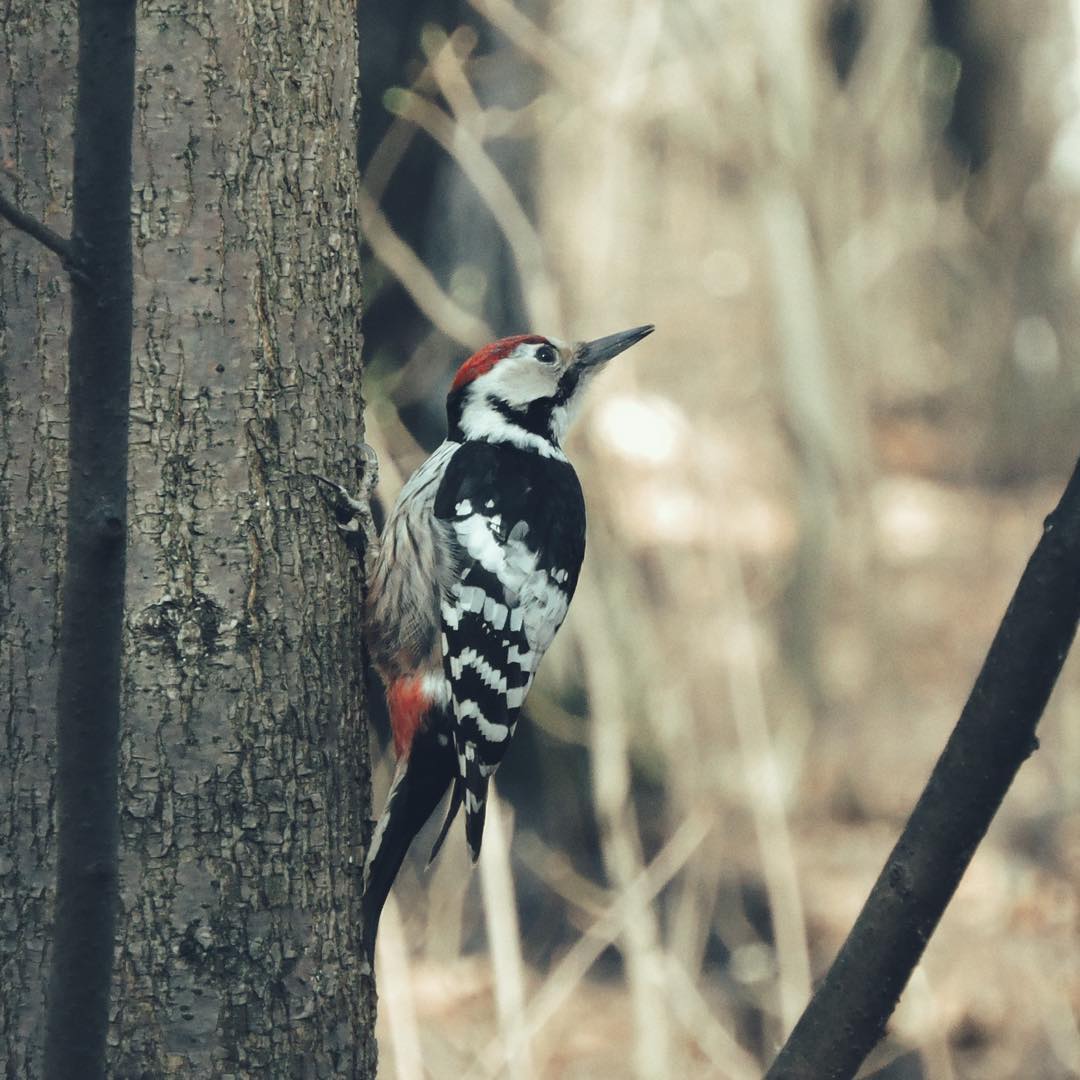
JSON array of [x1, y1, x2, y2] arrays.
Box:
[[766, 453, 1080, 1079], [0, 186, 78, 269], [43, 1, 135, 1077]]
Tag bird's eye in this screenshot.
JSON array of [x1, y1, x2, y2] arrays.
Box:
[[536, 344, 557, 365]]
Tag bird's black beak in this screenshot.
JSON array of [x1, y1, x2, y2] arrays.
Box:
[[574, 324, 654, 369]]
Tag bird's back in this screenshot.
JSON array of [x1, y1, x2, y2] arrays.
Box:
[[366, 439, 459, 683]]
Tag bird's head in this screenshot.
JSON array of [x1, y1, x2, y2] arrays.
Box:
[[446, 325, 654, 454]]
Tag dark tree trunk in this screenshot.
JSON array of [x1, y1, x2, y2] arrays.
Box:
[[45, 1, 135, 1076], [0, 1, 377, 1075], [767, 453, 1080, 1079]]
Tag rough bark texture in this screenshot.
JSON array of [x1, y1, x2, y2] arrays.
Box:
[[1, 2, 376, 1076], [0, 5, 77, 1076]]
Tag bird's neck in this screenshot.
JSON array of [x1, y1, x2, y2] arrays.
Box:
[[449, 393, 569, 462]]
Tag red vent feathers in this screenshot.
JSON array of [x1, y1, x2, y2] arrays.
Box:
[[450, 334, 548, 392], [387, 675, 433, 758]]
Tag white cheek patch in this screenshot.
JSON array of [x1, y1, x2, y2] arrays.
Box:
[[481, 354, 560, 407]]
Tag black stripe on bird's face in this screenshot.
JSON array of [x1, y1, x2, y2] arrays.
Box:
[[488, 393, 564, 442]]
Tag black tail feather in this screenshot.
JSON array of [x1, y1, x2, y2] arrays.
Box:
[[361, 728, 455, 964], [427, 776, 464, 867], [464, 751, 489, 863]]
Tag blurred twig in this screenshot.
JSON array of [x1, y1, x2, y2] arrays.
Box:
[[664, 954, 762, 1080], [718, 540, 812, 1038], [384, 87, 561, 330], [478, 793, 534, 1079], [466, 0, 592, 98], [421, 25, 483, 125], [366, 25, 479, 203], [357, 182, 493, 350], [579, 575, 673, 1080], [758, 179, 844, 723], [469, 814, 710, 1080], [514, 831, 611, 916], [377, 895, 426, 1080], [422, 829, 471, 966], [360, 24, 494, 353]]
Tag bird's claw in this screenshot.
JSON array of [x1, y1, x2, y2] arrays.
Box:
[[312, 443, 380, 557]]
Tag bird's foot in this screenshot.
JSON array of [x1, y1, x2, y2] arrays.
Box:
[[312, 443, 379, 560]]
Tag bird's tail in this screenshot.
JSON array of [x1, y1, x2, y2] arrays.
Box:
[[463, 748, 490, 863], [426, 776, 464, 867], [361, 727, 455, 964]]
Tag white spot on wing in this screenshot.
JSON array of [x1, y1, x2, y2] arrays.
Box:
[[483, 596, 508, 630], [507, 644, 536, 671], [455, 584, 487, 613]]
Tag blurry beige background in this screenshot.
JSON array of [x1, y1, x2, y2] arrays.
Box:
[[358, 1, 1080, 1076]]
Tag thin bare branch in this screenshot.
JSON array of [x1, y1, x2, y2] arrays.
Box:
[[0, 187, 76, 269], [384, 87, 561, 330], [578, 576, 673, 1080], [767, 455, 1080, 1078], [478, 793, 534, 1079], [466, 0, 592, 98], [365, 25, 480, 203], [356, 181, 493, 350], [664, 954, 762, 1080], [719, 538, 812, 1036], [376, 897, 425, 1080], [468, 814, 710, 1080], [421, 25, 483, 124]]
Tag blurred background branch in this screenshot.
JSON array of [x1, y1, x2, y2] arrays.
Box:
[[358, 0, 1080, 1075]]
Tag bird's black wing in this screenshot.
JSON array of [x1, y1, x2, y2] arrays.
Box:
[[433, 440, 586, 859]]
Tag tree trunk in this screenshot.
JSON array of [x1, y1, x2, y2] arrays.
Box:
[[0, 2, 376, 1076]]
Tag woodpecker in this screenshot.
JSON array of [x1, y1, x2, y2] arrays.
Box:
[[336, 324, 653, 962]]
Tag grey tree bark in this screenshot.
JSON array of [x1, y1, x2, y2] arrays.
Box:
[[1, 2, 377, 1076]]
